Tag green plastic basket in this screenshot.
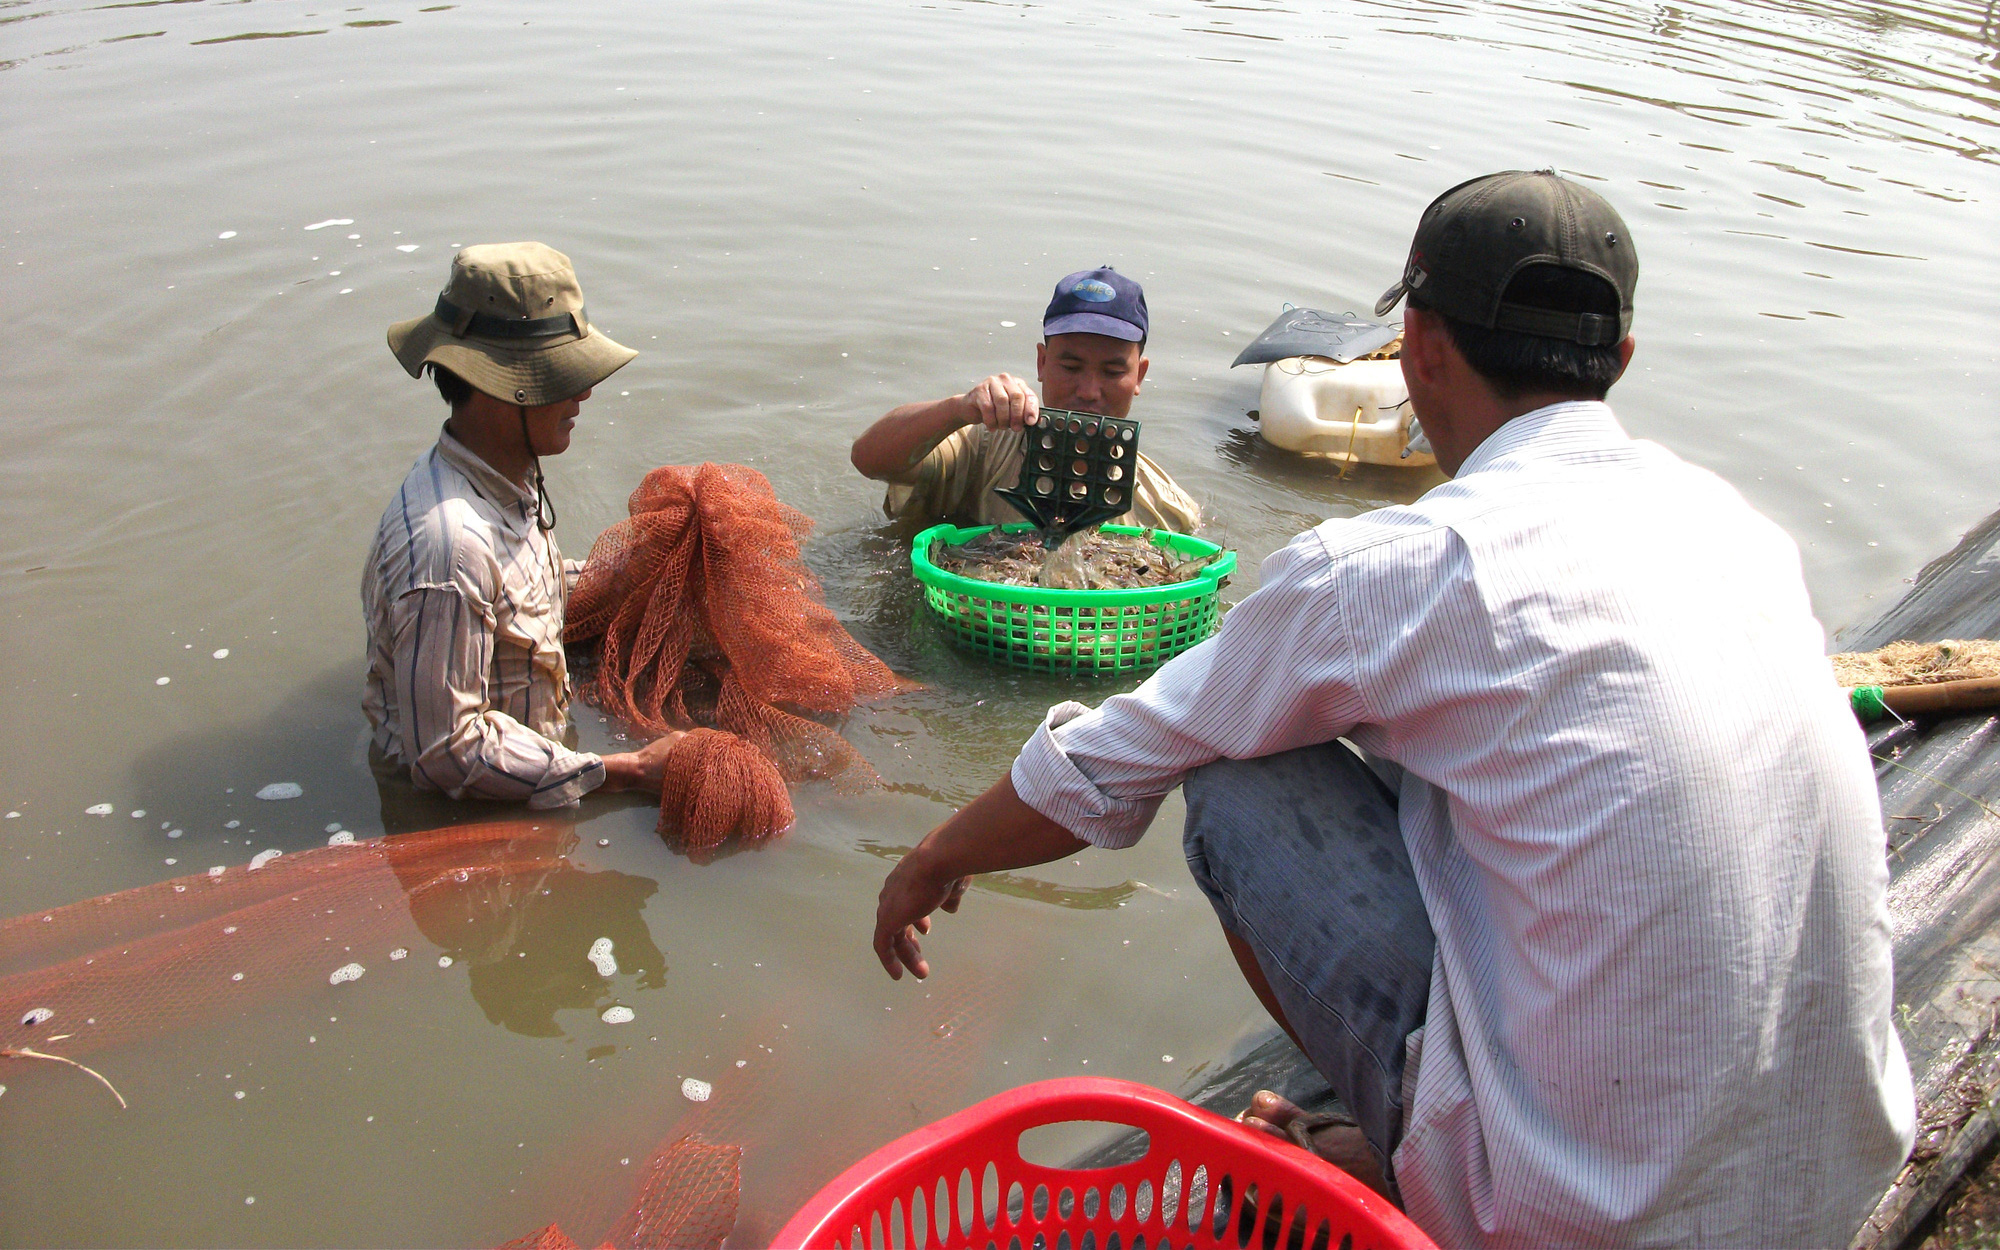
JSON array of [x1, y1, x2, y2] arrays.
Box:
[[912, 522, 1236, 675]]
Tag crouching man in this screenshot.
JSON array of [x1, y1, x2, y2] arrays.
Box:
[[872, 174, 1913, 1246], [364, 242, 677, 809]]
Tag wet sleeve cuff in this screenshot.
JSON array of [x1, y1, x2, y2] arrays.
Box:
[[1011, 701, 1165, 851], [527, 754, 606, 809]]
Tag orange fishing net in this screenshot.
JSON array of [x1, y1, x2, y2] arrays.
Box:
[[565, 464, 906, 854], [1, 825, 1017, 1250], [500, 1133, 741, 1250]]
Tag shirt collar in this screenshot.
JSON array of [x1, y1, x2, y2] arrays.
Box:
[[1453, 400, 1629, 479], [434, 425, 537, 515]]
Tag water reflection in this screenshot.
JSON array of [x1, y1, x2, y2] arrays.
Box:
[[389, 818, 668, 1039]]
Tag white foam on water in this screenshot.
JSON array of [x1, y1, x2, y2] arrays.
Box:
[[245, 1196, 255, 1206], [231, 972, 243, 982], [164, 857, 176, 865], [234, 1090, 245, 1099], [255, 782, 302, 801], [437, 955, 453, 968], [303, 218, 352, 231], [1001, 320, 1017, 327], [346, 233, 360, 240], [735, 1059, 747, 1068], [218, 231, 237, 239], [323, 822, 341, 833], [339, 289, 353, 295], [213, 648, 229, 659], [328, 962, 365, 986], [587, 937, 617, 977], [1161, 1054, 1174, 1063], [5, 812, 17, 819], [131, 810, 146, 818], [168, 829, 183, 839], [395, 244, 419, 253], [225, 820, 240, 829], [326, 831, 355, 846], [248, 849, 282, 870], [155, 676, 170, 686], [601, 1005, 635, 1024], [85, 803, 112, 816], [680, 1077, 711, 1102], [21, 1008, 53, 1026], [389, 948, 407, 961]]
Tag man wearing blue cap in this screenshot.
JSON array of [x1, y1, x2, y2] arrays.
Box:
[[851, 267, 1200, 533]]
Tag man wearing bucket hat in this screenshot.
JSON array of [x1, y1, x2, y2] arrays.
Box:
[[873, 174, 1912, 1245], [850, 267, 1201, 534], [363, 242, 679, 810]]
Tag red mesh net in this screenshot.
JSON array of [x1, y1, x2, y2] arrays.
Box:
[[497, 1133, 740, 1250], [0, 822, 575, 1059], [2, 825, 1023, 1250], [565, 463, 907, 852]]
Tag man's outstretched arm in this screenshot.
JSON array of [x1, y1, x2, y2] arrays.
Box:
[[850, 373, 1041, 482], [873, 773, 1086, 980]]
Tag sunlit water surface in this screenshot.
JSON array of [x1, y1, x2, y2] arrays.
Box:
[[1, 0, 1996, 1244]]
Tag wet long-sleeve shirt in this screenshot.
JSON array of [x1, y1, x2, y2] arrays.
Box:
[[1011, 401, 1913, 1248], [362, 428, 605, 809]]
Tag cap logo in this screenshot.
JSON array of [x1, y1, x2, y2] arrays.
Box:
[[1070, 278, 1117, 303]]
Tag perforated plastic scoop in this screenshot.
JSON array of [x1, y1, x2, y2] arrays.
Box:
[[993, 407, 1143, 546]]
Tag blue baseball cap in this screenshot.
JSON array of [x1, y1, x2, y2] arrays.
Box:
[[1043, 267, 1148, 343]]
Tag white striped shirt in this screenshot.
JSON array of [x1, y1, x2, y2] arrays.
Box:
[[362, 428, 605, 809], [1013, 402, 1913, 1247]]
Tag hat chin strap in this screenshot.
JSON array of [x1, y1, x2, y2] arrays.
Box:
[[517, 406, 558, 533]]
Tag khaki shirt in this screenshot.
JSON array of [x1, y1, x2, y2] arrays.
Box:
[[882, 425, 1201, 534]]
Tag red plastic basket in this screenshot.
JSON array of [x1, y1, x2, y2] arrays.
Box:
[[772, 1077, 1436, 1250]]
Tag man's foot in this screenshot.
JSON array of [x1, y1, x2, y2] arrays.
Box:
[[1238, 1090, 1391, 1198]]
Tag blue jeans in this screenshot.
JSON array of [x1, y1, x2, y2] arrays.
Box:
[[1183, 741, 1434, 1179]]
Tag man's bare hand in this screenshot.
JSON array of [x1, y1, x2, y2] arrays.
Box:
[[959, 373, 1040, 433], [874, 847, 972, 981], [600, 730, 686, 793]]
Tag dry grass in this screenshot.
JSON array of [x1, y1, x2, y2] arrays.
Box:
[[1832, 640, 2000, 689]]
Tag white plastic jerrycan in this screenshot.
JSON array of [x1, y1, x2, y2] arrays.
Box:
[[1257, 356, 1435, 468]]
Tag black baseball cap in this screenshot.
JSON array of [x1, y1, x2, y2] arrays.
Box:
[[1375, 170, 1637, 347], [1044, 267, 1148, 343]]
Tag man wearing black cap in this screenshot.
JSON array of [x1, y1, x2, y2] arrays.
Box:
[[872, 175, 1912, 1245], [851, 267, 1200, 533]]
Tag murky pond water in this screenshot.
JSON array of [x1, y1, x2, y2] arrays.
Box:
[[1, 0, 1996, 1243]]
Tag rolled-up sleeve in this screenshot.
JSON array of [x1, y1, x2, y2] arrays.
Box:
[[1010, 530, 1372, 848], [391, 583, 606, 808]]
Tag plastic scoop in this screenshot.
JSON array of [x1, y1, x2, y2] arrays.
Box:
[[992, 407, 1143, 547]]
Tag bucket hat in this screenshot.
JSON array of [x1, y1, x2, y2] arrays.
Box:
[[388, 242, 637, 407], [1375, 170, 1636, 347]]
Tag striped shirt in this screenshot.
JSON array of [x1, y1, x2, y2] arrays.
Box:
[[362, 428, 605, 809], [883, 424, 1202, 534], [1013, 402, 1913, 1247]]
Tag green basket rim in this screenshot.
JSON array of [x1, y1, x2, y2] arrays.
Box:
[[911, 522, 1236, 608]]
